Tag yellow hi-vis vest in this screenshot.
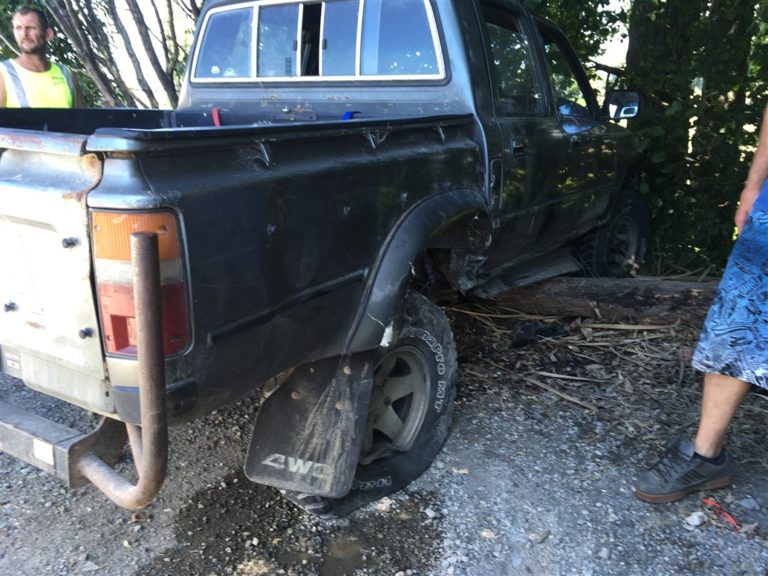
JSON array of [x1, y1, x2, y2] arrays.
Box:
[[0, 60, 74, 108]]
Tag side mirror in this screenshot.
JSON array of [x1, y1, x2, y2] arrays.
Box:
[[603, 90, 639, 120]]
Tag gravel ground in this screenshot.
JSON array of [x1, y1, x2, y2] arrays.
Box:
[[1, 301, 767, 576]]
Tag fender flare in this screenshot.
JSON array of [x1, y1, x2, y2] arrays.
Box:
[[244, 188, 486, 498], [345, 187, 487, 353]]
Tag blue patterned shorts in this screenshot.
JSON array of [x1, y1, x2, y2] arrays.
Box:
[[692, 209, 768, 389]]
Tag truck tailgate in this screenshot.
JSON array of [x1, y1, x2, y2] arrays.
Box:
[[0, 133, 110, 414]]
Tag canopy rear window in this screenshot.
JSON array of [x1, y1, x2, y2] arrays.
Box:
[[192, 0, 445, 82]]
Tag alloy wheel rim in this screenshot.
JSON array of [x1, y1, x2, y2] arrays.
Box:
[[360, 345, 430, 465]]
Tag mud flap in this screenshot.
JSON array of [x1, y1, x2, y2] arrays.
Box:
[[244, 352, 375, 498]]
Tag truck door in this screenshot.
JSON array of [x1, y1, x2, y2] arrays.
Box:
[[478, 5, 569, 270], [537, 21, 618, 233]]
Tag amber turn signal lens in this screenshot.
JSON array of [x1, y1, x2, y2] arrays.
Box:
[[92, 211, 181, 261]]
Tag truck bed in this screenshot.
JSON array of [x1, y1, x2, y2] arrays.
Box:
[[0, 107, 482, 420]]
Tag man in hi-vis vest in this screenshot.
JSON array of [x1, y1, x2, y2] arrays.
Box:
[[0, 5, 82, 108]]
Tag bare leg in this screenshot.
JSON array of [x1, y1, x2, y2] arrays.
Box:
[[693, 373, 751, 458]]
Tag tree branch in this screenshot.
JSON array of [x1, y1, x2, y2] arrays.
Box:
[[106, 0, 158, 108], [124, 0, 179, 106]]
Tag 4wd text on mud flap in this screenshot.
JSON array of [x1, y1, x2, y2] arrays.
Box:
[[262, 453, 330, 480]]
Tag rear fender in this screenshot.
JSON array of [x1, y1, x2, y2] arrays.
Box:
[[244, 189, 485, 497], [346, 188, 487, 353]]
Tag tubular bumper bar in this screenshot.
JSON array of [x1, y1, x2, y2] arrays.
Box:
[[0, 232, 168, 510]]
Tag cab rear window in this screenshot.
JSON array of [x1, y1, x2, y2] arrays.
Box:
[[191, 0, 445, 82]]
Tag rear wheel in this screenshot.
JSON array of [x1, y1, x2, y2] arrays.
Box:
[[284, 292, 457, 517], [580, 193, 649, 277]]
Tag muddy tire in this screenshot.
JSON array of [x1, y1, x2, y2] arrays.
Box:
[[579, 193, 649, 277], [284, 292, 457, 518]]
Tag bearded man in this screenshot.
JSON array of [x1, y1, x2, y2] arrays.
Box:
[[0, 5, 82, 108]]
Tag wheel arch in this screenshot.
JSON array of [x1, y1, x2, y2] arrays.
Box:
[[345, 187, 488, 353]]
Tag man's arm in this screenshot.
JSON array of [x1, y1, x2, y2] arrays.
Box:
[[736, 105, 768, 231]]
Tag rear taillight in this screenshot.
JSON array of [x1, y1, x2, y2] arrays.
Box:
[[91, 210, 189, 357]]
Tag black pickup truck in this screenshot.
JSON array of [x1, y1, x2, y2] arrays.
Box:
[[0, 0, 643, 516]]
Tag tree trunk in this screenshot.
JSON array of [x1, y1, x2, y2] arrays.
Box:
[[493, 277, 717, 325], [624, 0, 707, 268], [47, 0, 197, 107]]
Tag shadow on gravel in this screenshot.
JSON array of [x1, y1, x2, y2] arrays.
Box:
[[137, 469, 443, 576]]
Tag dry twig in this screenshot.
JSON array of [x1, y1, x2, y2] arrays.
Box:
[[463, 368, 499, 388], [518, 375, 599, 413], [533, 371, 610, 383], [584, 323, 676, 331], [483, 359, 598, 412]]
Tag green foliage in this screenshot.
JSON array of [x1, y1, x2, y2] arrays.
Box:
[[527, 0, 627, 61], [540, 0, 768, 274], [624, 0, 763, 273]]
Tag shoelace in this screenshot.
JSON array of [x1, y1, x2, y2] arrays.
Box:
[[652, 445, 691, 481]]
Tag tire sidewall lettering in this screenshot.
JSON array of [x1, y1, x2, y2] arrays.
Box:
[[434, 379, 446, 412], [404, 328, 448, 413], [351, 476, 393, 491], [412, 328, 445, 375]]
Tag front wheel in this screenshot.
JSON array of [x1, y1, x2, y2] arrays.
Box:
[[284, 292, 457, 517], [579, 193, 650, 277]]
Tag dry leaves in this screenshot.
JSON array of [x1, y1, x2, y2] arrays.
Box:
[[447, 300, 766, 459]]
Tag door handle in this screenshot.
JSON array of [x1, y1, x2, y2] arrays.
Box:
[[511, 138, 528, 157]]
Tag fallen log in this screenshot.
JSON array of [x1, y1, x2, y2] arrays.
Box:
[[493, 276, 719, 325]]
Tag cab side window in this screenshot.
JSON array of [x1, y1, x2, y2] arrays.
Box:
[[541, 32, 591, 118], [483, 12, 544, 115]]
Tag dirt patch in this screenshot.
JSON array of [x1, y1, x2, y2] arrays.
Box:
[[1, 297, 767, 575]]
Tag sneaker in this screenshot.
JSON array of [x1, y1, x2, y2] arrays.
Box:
[[635, 439, 733, 503]]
